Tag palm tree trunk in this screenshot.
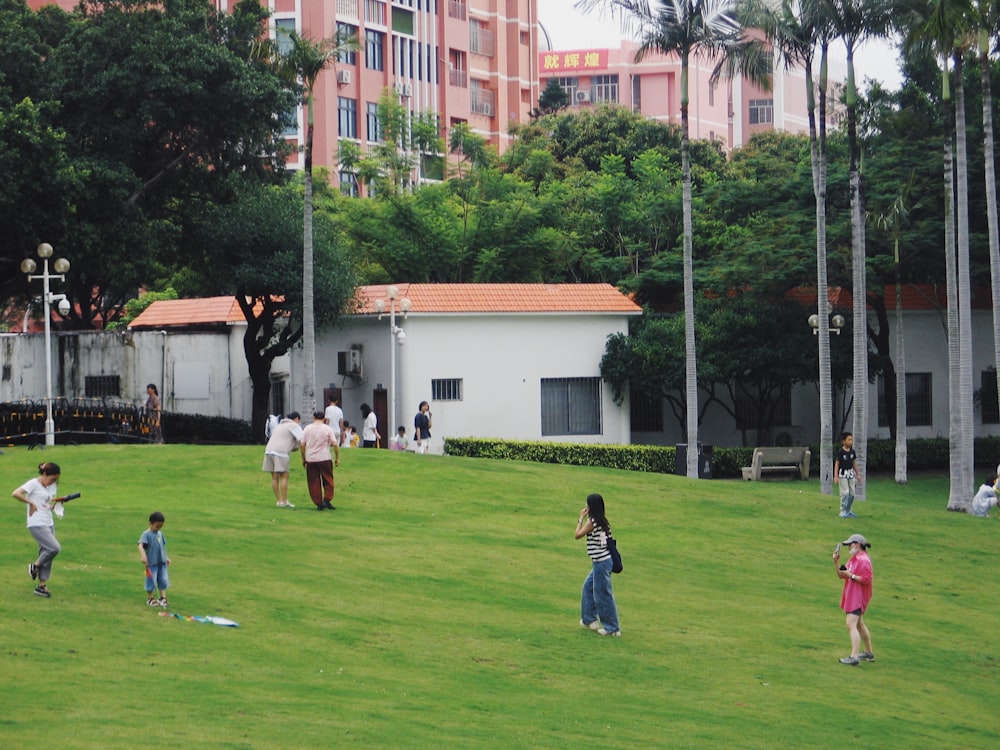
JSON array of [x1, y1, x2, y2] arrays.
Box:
[[982, 47, 1000, 424], [942, 56, 965, 511], [954, 52, 975, 507], [814, 44, 834, 495], [301, 103, 317, 417], [846, 45, 868, 500], [680, 55, 699, 479], [894, 247, 907, 484]]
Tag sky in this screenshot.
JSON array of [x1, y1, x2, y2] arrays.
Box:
[[537, 0, 905, 91]]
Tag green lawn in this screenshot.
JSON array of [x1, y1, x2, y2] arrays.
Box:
[[1, 445, 996, 748]]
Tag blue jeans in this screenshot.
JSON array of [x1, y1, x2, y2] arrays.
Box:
[[581, 558, 619, 633], [145, 563, 169, 594]]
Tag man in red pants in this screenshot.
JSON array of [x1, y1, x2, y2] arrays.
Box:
[[299, 411, 340, 510]]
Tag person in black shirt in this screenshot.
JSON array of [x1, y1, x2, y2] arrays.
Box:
[[834, 432, 862, 518]]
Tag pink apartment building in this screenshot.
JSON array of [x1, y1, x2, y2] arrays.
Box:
[[540, 40, 842, 150], [28, 0, 541, 189]]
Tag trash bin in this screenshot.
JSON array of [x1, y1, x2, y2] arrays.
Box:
[[676, 443, 714, 479]]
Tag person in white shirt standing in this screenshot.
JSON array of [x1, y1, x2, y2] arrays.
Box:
[[262, 412, 303, 508], [324, 396, 344, 445]]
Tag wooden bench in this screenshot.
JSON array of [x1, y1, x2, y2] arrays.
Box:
[[741, 446, 811, 481]]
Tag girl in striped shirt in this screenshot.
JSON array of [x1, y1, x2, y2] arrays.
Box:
[[575, 493, 621, 636]]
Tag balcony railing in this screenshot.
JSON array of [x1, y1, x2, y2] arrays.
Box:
[[449, 68, 468, 88], [470, 27, 495, 57], [337, 0, 360, 20], [470, 87, 496, 116], [448, 0, 466, 19], [365, 0, 387, 26]]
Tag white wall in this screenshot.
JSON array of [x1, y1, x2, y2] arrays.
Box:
[[304, 312, 635, 448]]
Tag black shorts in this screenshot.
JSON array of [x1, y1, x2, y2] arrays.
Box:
[[847, 608, 863, 616]]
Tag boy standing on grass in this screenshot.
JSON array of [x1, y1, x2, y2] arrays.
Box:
[[138, 511, 170, 607], [834, 432, 862, 518]]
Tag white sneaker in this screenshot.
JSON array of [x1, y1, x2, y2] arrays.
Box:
[[597, 628, 621, 637], [580, 619, 600, 631]]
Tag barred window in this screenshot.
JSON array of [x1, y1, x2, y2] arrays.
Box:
[[592, 74, 618, 103], [541, 377, 602, 436], [431, 378, 462, 401], [878, 373, 933, 427], [749, 98, 773, 125], [630, 389, 663, 432], [85, 375, 121, 398], [982, 370, 999, 424]]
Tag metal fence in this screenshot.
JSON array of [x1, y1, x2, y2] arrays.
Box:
[[0, 398, 159, 445]]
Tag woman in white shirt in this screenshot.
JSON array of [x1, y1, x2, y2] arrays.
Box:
[[11, 462, 67, 598], [360, 403, 381, 448]]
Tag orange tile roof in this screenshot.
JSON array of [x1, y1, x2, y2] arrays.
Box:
[[128, 297, 247, 328], [353, 284, 642, 315]]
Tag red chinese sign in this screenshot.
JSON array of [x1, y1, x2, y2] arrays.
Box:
[[539, 49, 609, 73]]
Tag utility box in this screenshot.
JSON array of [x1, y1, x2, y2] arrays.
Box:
[[337, 350, 362, 376]]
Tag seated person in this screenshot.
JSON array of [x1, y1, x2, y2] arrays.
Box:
[[972, 475, 998, 517], [389, 426, 409, 451]]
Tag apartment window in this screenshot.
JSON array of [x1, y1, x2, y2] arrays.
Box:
[[520, 30, 529, 45], [749, 98, 773, 125], [337, 0, 360, 19], [470, 19, 495, 57], [982, 370, 999, 424], [84, 375, 121, 398], [366, 30, 385, 71], [557, 76, 578, 102], [878, 373, 933, 427], [364, 0, 386, 25], [339, 171, 359, 197], [631, 75, 641, 113], [366, 102, 381, 142], [631, 389, 664, 432], [449, 49, 467, 88], [338, 97, 358, 138], [541, 377, 602, 436], [470, 79, 495, 116], [448, 0, 466, 19], [274, 17, 295, 54], [431, 378, 463, 401], [592, 74, 619, 103], [337, 23, 358, 65]]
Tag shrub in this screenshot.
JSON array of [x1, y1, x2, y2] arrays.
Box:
[[161, 412, 253, 444]]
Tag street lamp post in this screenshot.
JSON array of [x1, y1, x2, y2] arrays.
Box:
[[21, 243, 71, 447], [374, 286, 411, 439]]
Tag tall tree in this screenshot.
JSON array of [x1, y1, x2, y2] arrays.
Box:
[[278, 25, 358, 417], [579, 0, 767, 477], [825, 0, 893, 500]]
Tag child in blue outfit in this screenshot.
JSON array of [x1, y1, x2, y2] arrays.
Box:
[[138, 511, 171, 607]]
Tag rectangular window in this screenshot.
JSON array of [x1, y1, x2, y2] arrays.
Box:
[[274, 17, 295, 55], [470, 79, 495, 116], [878, 373, 933, 427], [749, 98, 774, 125], [366, 30, 385, 71], [631, 75, 641, 113], [592, 74, 618, 103], [366, 102, 381, 142], [630, 389, 664, 432], [541, 377, 602, 436], [338, 97, 358, 139], [392, 7, 414, 35], [85, 375, 121, 398], [708, 82, 715, 107], [558, 76, 578, 102], [448, 0, 466, 19], [339, 171, 359, 197], [735, 385, 791, 428], [982, 370, 999, 424], [431, 378, 463, 401], [337, 23, 358, 65]]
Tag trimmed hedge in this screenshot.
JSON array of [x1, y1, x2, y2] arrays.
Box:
[[444, 436, 1000, 478], [161, 412, 253, 445]]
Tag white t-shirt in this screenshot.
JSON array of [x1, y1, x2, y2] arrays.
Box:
[[19, 477, 57, 528], [972, 483, 998, 517], [324, 404, 344, 438], [363, 412, 378, 442]]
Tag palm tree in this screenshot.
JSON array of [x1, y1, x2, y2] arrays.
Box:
[[280, 27, 358, 416], [902, 0, 974, 510], [824, 0, 893, 501], [745, 0, 837, 494], [578, 0, 767, 477], [872, 178, 916, 485]]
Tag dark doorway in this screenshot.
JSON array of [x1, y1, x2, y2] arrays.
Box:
[[322, 386, 343, 412], [373, 388, 388, 449]]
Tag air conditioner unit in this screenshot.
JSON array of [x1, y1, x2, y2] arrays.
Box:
[[575, 90, 591, 104], [337, 69, 351, 84], [395, 81, 413, 97], [337, 350, 362, 376], [480, 103, 493, 116]]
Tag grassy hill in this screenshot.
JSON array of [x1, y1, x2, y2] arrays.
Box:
[[1, 445, 996, 748]]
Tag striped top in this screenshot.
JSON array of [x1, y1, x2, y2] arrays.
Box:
[[586, 523, 612, 563]]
